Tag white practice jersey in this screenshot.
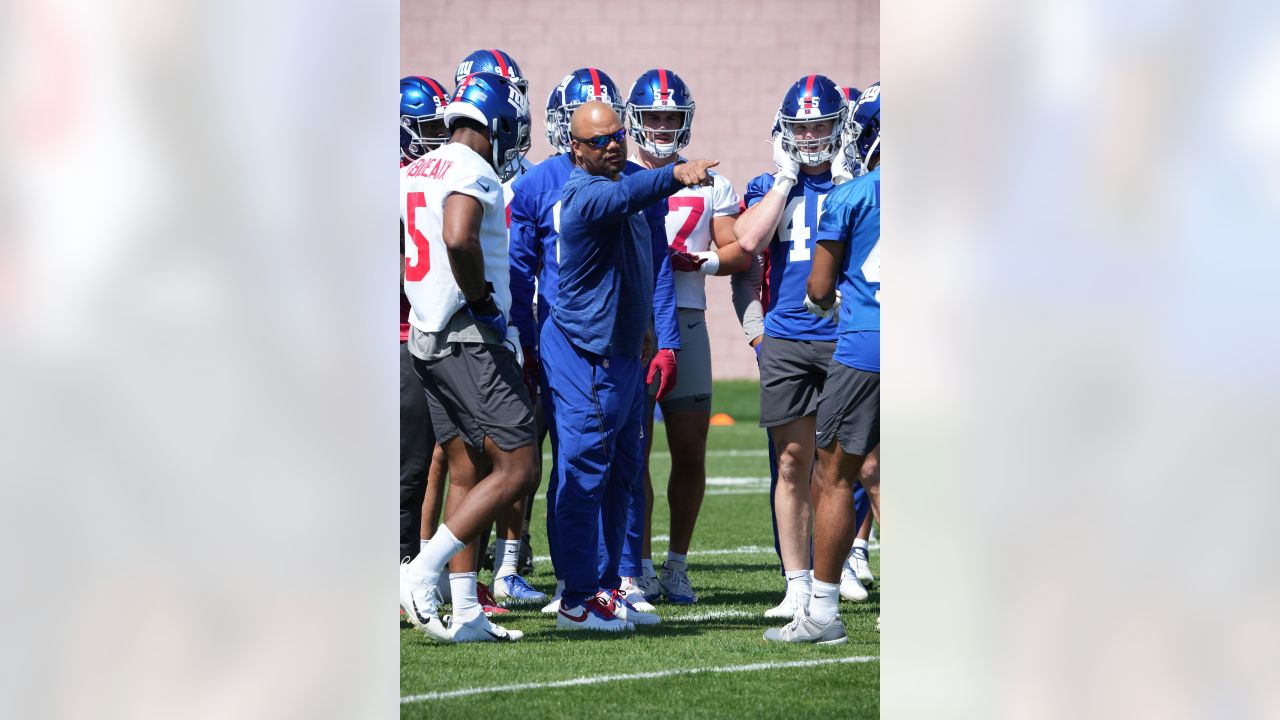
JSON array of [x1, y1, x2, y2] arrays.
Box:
[[401, 142, 511, 333], [634, 156, 740, 310]]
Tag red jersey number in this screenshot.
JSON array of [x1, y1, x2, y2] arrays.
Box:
[[404, 192, 430, 281], [667, 196, 705, 252]]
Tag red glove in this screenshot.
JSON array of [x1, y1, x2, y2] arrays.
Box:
[[646, 348, 679, 401], [668, 248, 708, 273], [521, 347, 540, 399]]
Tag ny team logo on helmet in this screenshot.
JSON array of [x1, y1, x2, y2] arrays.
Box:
[[400, 75, 450, 163], [546, 68, 625, 154], [774, 74, 847, 166], [625, 69, 695, 159], [455, 49, 528, 97], [444, 72, 531, 181], [845, 82, 880, 173]]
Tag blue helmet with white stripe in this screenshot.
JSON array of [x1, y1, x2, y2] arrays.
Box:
[[546, 68, 625, 154], [625, 68, 696, 159], [444, 72, 531, 181], [773, 74, 847, 166]]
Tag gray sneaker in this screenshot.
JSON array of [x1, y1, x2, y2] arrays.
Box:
[[763, 609, 848, 644]]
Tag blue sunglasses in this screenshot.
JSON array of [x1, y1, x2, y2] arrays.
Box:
[[571, 128, 626, 149]]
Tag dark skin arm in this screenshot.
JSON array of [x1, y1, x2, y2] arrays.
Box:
[[441, 192, 490, 303], [807, 239, 846, 309]]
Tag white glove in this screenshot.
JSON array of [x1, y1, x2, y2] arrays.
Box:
[[771, 133, 799, 193], [803, 289, 841, 320]]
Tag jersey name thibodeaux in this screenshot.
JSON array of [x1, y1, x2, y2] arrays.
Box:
[[637, 157, 739, 310], [401, 142, 513, 333]]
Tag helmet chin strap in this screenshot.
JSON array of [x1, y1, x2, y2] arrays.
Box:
[[861, 135, 880, 173]]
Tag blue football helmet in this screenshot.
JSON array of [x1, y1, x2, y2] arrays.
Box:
[[546, 68, 625, 153], [773, 74, 847, 166], [625, 69, 696, 159], [845, 82, 880, 173], [400, 75, 450, 163], [841, 86, 862, 104], [444, 72, 531, 181], [455, 49, 527, 97]]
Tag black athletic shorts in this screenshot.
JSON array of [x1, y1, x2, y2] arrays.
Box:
[[814, 359, 879, 456], [758, 335, 836, 427], [412, 342, 536, 452]]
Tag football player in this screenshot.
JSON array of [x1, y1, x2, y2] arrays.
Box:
[[623, 68, 752, 608], [399, 72, 536, 643], [735, 74, 849, 619], [452, 50, 542, 608], [766, 82, 880, 643], [399, 76, 449, 565]]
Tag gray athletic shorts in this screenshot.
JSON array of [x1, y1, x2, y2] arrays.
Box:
[[411, 340, 536, 452], [814, 359, 880, 456], [648, 308, 713, 413], [758, 335, 837, 427]]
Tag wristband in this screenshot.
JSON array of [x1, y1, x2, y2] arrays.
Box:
[[695, 251, 720, 275], [770, 174, 796, 195]]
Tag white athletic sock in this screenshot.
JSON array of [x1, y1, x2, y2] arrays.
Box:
[[641, 558, 657, 579], [665, 551, 687, 570], [408, 524, 464, 588], [785, 569, 812, 597], [853, 538, 869, 552], [420, 538, 430, 553], [450, 572, 481, 622], [495, 539, 521, 578], [809, 580, 840, 624]]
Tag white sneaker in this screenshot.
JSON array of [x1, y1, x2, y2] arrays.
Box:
[[763, 608, 848, 644], [839, 569, 869, 602], [448, 612, 523, 643], [540, 580, 564, 614], [620, 577, 657, 612], [608, 589, 659, 625], [764, 587, 810, 618], [852, 546, 875, 585], [399, 561, 449, 642], [556, 593, 634, 632], [659, 563, 697, 604]]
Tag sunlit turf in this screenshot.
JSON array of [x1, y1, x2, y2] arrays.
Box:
[[401, 380, 879, 719]]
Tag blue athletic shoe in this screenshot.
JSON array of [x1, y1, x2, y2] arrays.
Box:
[[494, 573, 547, 606]]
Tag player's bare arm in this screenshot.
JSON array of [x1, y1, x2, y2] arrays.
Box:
[[807, 240, 845, 309], [709, 214, 750, 275], [440, 192, 490, 302]]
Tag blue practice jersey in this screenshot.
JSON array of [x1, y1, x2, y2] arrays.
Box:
[[508, 154, 572, 348], [743, 170, 838, 342], [815, 167, 880, 372]]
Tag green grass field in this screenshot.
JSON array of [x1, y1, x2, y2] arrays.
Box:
[[401, 380, 880, 718]]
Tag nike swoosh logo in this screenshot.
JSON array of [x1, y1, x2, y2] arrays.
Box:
[[484, 628, 507, 640], [686, 322, 703, 329], [560, 608, 588, 622], [477, 180, 492, 192]]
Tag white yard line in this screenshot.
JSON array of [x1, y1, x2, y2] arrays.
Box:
[[667, 609, 756, 622], [401, 655, 880, 704]]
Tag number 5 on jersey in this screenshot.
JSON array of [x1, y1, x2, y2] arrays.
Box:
[[404, 191, 430, 281]]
